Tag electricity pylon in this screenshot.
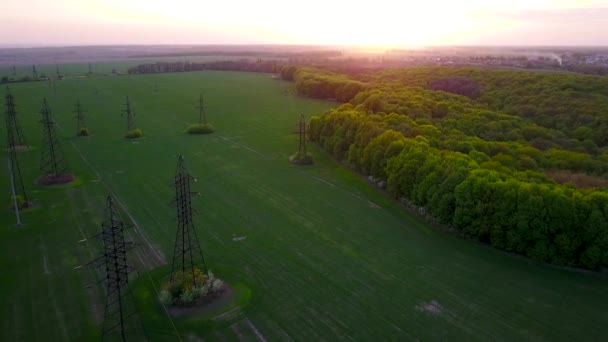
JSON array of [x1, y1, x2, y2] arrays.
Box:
[[39, 98, 68, 178], [170, 155, 207, 287], [89, 196, 138, 341]]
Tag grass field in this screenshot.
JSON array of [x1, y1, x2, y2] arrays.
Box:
[[0, 55, 282, 79], [1, 71, 607, 341]]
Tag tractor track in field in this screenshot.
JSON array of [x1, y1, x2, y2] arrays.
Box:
[[68, 140, 167, 267], [174, 116, 383, 212], [65, 188, 106, 325], [219, 136, 266, 157], [295, 169, 382, 209], [174, 117, 268, 158]]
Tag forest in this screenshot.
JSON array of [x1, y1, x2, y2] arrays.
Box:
[[286, 65, 608, 269]]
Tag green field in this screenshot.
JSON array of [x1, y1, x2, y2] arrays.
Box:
[[1, 71, 607, 341], [1, 55, 282, 79]]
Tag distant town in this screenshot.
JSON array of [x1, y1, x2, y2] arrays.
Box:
[[378, 47, 608, 75]]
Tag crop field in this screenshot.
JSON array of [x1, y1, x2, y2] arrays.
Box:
[[0, 55, 283, 79], [1, 70, 607, 341]]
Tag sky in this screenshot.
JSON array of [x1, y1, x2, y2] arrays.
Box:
[[1, 0, 607, 47]]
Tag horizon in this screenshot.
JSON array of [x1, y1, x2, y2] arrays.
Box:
[[2, 0, 608, 47], [2, 43, 608, 50]]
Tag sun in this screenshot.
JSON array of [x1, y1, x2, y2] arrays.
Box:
[[74, 0, 513, 46], [275, 4, 498, 47]]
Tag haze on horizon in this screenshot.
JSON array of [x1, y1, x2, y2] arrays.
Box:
[[1, 0, 608, 48]]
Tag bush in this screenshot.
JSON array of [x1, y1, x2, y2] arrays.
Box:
[[187, 123, 215, 134], [125, 128, 143, 139], [289, 151, 314, 165], [211, 278, 224, 292], [8, 195, 31, 209], [14, 195, 25, 208], [159, 289, 173, 306], [78, 128, 89, 136], [159, 268, 224, 306]]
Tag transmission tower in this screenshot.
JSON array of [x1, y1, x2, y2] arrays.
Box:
[[39, 98, 68, 177], [88, 63, 93, 75], [122, 96, 136, 131], [5, 89, 29, 207], [196, 94, 207, 125], [32, 65, 37, 80], [5, 88, 27, 148], [298, 114, 308, 156], [56, 66, 61, 79], [74, 99, 86, 136], [90, 196, 138, 341], [170, 155, 207, 287], [6, 151, 28, 207], [11, 65, 16, 76], [282, 89, 300, 134]]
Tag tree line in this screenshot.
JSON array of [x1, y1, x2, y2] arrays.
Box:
[[309, 107, 608, 269], [280, 66, 366, 102], [127, 59, 282, 74]]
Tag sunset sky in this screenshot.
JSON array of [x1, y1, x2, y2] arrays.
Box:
[[1, 0, 607, 47]]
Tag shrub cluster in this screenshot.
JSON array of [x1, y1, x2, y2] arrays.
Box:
[[159, 268, 224, 306], [187, 123, 215, 134], [289, 151, 313, 165], [125, 128, 143, 139], [8, 194, 31, 209]]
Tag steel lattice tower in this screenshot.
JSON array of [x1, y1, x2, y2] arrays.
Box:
[[5, 89, 28, 206], [196, 94, 207, 125], [298, 114, 307, 156], [122, 96, 136, 131], [170, 155, 207, 286], [39, 98, 68, 177], [5, 88, 27, 148], [74, 99, 86, 135], [91, 196, 137, 341], [6, 148, 29, 210]]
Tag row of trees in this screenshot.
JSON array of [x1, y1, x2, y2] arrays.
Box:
[[127, 59, 282, 74], [309, 108, 608, 269]]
